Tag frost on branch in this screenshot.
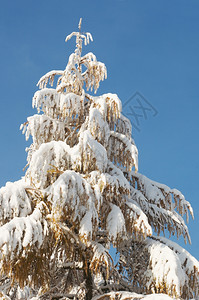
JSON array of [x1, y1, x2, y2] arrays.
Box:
[[0, 19, 198, 300]]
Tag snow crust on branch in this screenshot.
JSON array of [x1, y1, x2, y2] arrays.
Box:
[[32, 89, 84, 120], [92, 93, 122, 126], [82, 106, 110, 146], [21, 114, 67, 149], [26, 141, 72, 189], [125, 200, 152, 238], [132, 172, 193, 222], [129, 172, 193, 242], [107, 204, 126, 241], [0, 203, 47, 258], [119, 235, 199, 299], [0, 179, 32, 226], [146, 239, 186, 296], [152, 236, 199, 297], [79, 130, 108, 173], [108, 131, 138, 172], [49, 170, 98, 241], [37, 70, 64, 89], [145, 236, 199, 298]]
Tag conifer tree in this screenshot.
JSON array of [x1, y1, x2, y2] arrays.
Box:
[[0, 19, 199, 300]]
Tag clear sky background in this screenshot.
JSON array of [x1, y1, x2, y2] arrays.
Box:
[[0, 0, 199, 259]]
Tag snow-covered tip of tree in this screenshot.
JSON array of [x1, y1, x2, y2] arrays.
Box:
[[0, 19, 198, 300]]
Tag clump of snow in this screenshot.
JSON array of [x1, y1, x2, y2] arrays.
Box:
[[108, 131, 138, 172], [126, 200, 152, 238], [79, 130, 108, 173], [33, 89, 84, 120], [92, 291, 175, 300], [146, 238, 185, 296], [49, 170, 98, 241], [92, 93, 122, 125], [0, 179, 32, 225], [79, 210, 93, 241], [26, 141, 72, 189], [82, 106, 110, 145], [107, 204, 126, 242], [154, 236, 199, 280], [0, 203, 47, 257], [21, 114, 67, 148]]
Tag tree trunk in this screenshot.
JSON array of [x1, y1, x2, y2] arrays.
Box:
[[84, 261, 93, 300]]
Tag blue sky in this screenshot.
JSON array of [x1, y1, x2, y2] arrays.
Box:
[[0, 0, 199, 259]]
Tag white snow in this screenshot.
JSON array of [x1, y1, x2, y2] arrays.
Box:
[[107, 204, 126, 242], [0, 178, 32, 225], [0, 203, 46, 257], [92, 291, 175, 300], [146, 238, 185, 296], [79, 130, 108, 173], [153, 236, 199, 278]]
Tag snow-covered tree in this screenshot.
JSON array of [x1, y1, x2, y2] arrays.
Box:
[[0, 19, 199, 300]]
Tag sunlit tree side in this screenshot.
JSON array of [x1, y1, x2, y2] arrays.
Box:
[[0, 19, 198, 300]]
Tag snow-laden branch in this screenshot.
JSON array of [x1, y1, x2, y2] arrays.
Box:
[[20, 114, 69, 149], [130, 186, 191, 243], [0, 179, 32, 226], [81, 105, 110, 146], [116, 113, 133, 139], [65, 31, 93, 46], [108, 131, 138, 172], [90, 242, 113, 278], [0, 203, 47, 258], [92, 93, 122, 126], [86, 164, 152, 243], [49, 170, 98, 238], [37, 70, 64, 89], [130, 172, 193, 221], [32, 88, 84, 120], [147, 236, 199, 298], [151, 236, 199, 285], [79, 130, 108, 173], [26, 141, 72, 189], [118, 236, 199, 299], [81, 52, 107, 93]]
